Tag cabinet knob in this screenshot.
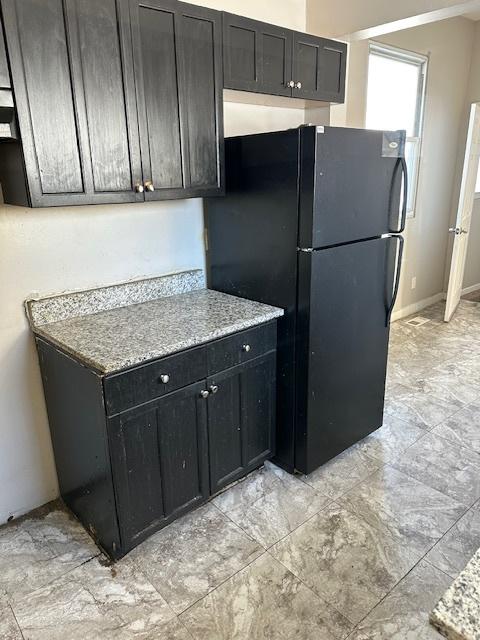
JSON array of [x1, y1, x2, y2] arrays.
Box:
[[144, 180, 155, 192], [287, 80, 295, 88], [159, 374, 170, 384], [199, 389, 210, 399], [135, 182, 144, 193], [242, 344, 251, 353], [295, 81, 302, 89], [209, 384, 219, 394]]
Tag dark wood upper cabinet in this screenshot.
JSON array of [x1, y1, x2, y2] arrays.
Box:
[[222, 12, 347, 103], [0, 0, 143, 206], [292, 32, 347, 102], [129, 0, 223, 200], [223, 13, 292, 97], [0, 0, 223, 207]]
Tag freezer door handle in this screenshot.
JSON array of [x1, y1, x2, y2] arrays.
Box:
[[388, 157, 408, 234], [386, 235, 404, 326]]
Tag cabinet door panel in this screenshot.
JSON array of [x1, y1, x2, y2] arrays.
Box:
[[109, 406, 165, 547], [108, 381, 209, 550], [1, 0, 142, 205], [178, 3, 223, 191], [242, 352, 276, 467], [157, 385, 209, 517], [208, 352, 276, 493], [11, 0, 83, 196], [74, 0, 140, 193], [293, 32, 346, 102], [134, 1, 184, 191], [207, 370, 243, 493], [223, 13, 292, 98], [226, 24, 256, 87]]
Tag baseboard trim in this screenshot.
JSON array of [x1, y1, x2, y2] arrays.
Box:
[[462, 282, 480, 295], [391, 292, 445, 323]]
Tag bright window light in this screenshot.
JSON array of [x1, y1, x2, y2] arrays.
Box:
[[366, 43, 428, 218]]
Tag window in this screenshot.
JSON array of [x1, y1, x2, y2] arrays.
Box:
[[366, 42, 428, 218]]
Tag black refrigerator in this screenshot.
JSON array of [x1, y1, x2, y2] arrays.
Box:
[[205, 125, 407, 475]]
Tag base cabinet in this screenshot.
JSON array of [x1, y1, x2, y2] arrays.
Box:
[[108, 381, 210, 550], [36, 321, 277, 559]]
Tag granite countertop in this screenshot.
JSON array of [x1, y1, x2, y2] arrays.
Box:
[[32, 288, 284, 375], [430, 547, 480, 640]]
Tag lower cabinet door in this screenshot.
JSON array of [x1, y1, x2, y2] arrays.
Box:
[[207, 352, 276, 493], [108, 380, 209, 550]]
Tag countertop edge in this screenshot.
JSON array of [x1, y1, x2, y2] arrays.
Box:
[[34, 310, 283, 376]]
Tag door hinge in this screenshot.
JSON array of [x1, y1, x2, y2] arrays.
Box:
[[297, 247, 314, 252]]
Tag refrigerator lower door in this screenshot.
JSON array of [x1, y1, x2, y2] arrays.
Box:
[[295, 236, 398, 475]]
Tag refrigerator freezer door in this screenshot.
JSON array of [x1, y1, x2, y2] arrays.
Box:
[[295, 236, 398, 475], [298, 126, 406, 249]]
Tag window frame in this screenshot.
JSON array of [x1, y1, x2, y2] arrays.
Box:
[[366, 42, 428, 219]]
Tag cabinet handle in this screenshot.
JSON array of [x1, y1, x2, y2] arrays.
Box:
[[286, 80, 295, 88], [159, 374, 170, 384], [144, 180, 155, 192], [209, 384, 219, 394], [135, 182, 144, 193], [295, 81, 302, 89], [242, 344, 251, 353], [199, 389, 210, 399]]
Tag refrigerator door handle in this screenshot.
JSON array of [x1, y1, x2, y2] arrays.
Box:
[[386, 235, 404, 326], [388, 157, 408, 234]]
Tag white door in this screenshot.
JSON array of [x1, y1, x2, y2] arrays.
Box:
[[445, 103, 480, 322]]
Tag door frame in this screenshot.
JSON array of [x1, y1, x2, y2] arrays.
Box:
[[444, 102, 480, 321]]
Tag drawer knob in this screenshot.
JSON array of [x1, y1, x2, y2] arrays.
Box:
[[144, 180, 155, 192], [242, 344, 251, 353], [295, 81, 302, 89], [135, 182, 144, 193], [159, 374, 170, 384], [209, 384, 219, 394], [199, 389, 210, 399]]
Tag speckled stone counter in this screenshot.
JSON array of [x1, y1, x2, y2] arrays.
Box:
[[27, 273, 283, 374], [430, 547, 480, 640]]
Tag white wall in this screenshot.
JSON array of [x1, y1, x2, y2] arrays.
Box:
[[0, 0, 309, 523], [327, 18, 475, 315], [196, 0, 306, 29], [0, 201, 205, 522]]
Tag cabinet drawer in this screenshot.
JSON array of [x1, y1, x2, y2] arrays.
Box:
[[207, 322, 276, 374], [104, 346, 207, 415]]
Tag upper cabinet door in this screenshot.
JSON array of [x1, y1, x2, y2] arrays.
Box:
[[130, 0, 223, 199], [292, 32, 347, 102], [177, 2, 224, 193], [223, 13, 292, 97], [129, 0, 185, 198], [1, 0, 143, 206]]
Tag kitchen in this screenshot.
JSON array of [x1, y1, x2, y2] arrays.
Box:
[[1, 1, 480, 639]]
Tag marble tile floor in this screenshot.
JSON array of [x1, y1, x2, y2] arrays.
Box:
[[2, 299, 480, 639]]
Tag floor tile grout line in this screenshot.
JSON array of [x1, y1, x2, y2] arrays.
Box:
[[6, 551, 101, 608], [8, 602, 26, 640], [421, 498, 480, 578], [178, 499, 341, 622], [341, 447, 480, 633]]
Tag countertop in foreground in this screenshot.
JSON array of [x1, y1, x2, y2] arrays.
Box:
[[33, 289, 284, 375]]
